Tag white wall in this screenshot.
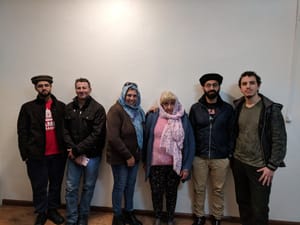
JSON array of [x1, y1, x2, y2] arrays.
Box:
[[0, 0, 299, 222]]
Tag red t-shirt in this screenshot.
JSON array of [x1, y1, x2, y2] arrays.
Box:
[[45, 99, 60, 156]]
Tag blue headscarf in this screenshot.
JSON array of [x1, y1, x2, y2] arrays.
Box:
[[118, 82, 145, 150]]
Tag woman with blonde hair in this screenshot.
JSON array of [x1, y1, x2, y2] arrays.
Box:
[[143, 91, 195, 225]]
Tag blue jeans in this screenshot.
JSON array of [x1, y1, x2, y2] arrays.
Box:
[[26, 154, 66, 213], [111, 163, 139, 216], [65, 157, 101, 223]]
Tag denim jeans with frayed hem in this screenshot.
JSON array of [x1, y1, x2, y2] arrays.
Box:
[[111, 163, 139, 216], [65, 157, 101, 223]]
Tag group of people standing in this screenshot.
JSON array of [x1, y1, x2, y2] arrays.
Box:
[[17, 71, 287, 225]]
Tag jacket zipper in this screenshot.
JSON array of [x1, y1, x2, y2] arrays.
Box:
[[209, 115, 213, 159]]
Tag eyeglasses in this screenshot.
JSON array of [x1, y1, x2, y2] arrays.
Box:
[[123, 82, 138, 88]]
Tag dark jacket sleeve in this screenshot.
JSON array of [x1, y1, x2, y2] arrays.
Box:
[[267, 104, 287, 170], [64, 105, 76, 150], [107, 105, 133, 161], [142, 111, 155, 163], [227, 105, 235, 158], [181, 113, 195, 172], [17, 104, 30, 161]]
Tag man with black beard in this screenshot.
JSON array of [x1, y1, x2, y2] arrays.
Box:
[[17, 75, 66, 225], [189, 73, 234, 225]]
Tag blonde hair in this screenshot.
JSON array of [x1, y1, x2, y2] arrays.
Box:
[[160, 91, 177, 104]]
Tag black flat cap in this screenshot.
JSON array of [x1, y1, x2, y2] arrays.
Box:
[[199, 73, 223, 86], [31, 75, 53, 85]]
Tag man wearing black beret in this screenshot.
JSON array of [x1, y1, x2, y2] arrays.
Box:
[[17, 75, 66, 225], [189, 73, 234, 225]]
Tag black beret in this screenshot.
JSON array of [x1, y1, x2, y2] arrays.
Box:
[[31, 75, 53, 85], [199, 73, 223, 86]]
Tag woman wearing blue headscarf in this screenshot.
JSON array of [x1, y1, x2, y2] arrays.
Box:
[[106, 82, 145, 225]]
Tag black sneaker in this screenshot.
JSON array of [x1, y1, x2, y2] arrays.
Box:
[[47, 209, 65, 224], [34, 212, 47, 225]]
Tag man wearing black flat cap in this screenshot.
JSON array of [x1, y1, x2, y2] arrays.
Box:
[[189, 73, 234, 225], [17, 75, 66, 225]]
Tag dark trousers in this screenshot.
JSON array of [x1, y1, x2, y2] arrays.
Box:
[[149, 165, 180, 221], [26, 154, 66, 213], [232, 158, 271, 225]]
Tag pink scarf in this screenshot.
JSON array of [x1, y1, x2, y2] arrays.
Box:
[[159, 100, 185, 175]]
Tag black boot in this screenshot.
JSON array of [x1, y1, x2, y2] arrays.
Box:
[[211, 215, 221, 225], [34, 212, 47, 225], [112, 215, 125, 225], [47, 208, 65, 224], [78, 214, 88, 225], [192, 216, 206, 225], [123, 211, 142, 225]]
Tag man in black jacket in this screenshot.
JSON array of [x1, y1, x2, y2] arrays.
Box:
[[189, 73, 234, 225], [17, 75, 66, 225], [232, 71, 287, 225], [64, 78, 106, 225]]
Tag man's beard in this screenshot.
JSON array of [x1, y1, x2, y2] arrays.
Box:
[[39, 91, 51, 98], [204, 90, 219, 100]]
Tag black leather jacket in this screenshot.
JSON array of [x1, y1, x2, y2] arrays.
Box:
[[189, 95, 234, 159], [17, 94, 66, 161], [233, 94, 287, 170], [64, 96, 106, 158]]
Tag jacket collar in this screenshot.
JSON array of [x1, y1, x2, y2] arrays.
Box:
[[198, 94, 224, 107], [233, 93, 281, 109], [73, 95, 92, 110], [35, 94, 57, 104]]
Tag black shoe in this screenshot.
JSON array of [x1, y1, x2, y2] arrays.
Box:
[[153, 218, 161, 225], [123, 211, 142, 225], [34, 212, 47, 225], [47, 209, 65, 224], [192, 216, 206, 225], [210, 215, 221, 225], [112, 215, 125, 225], [167, 220, 174, 225], [78, 215, 88, 225]]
